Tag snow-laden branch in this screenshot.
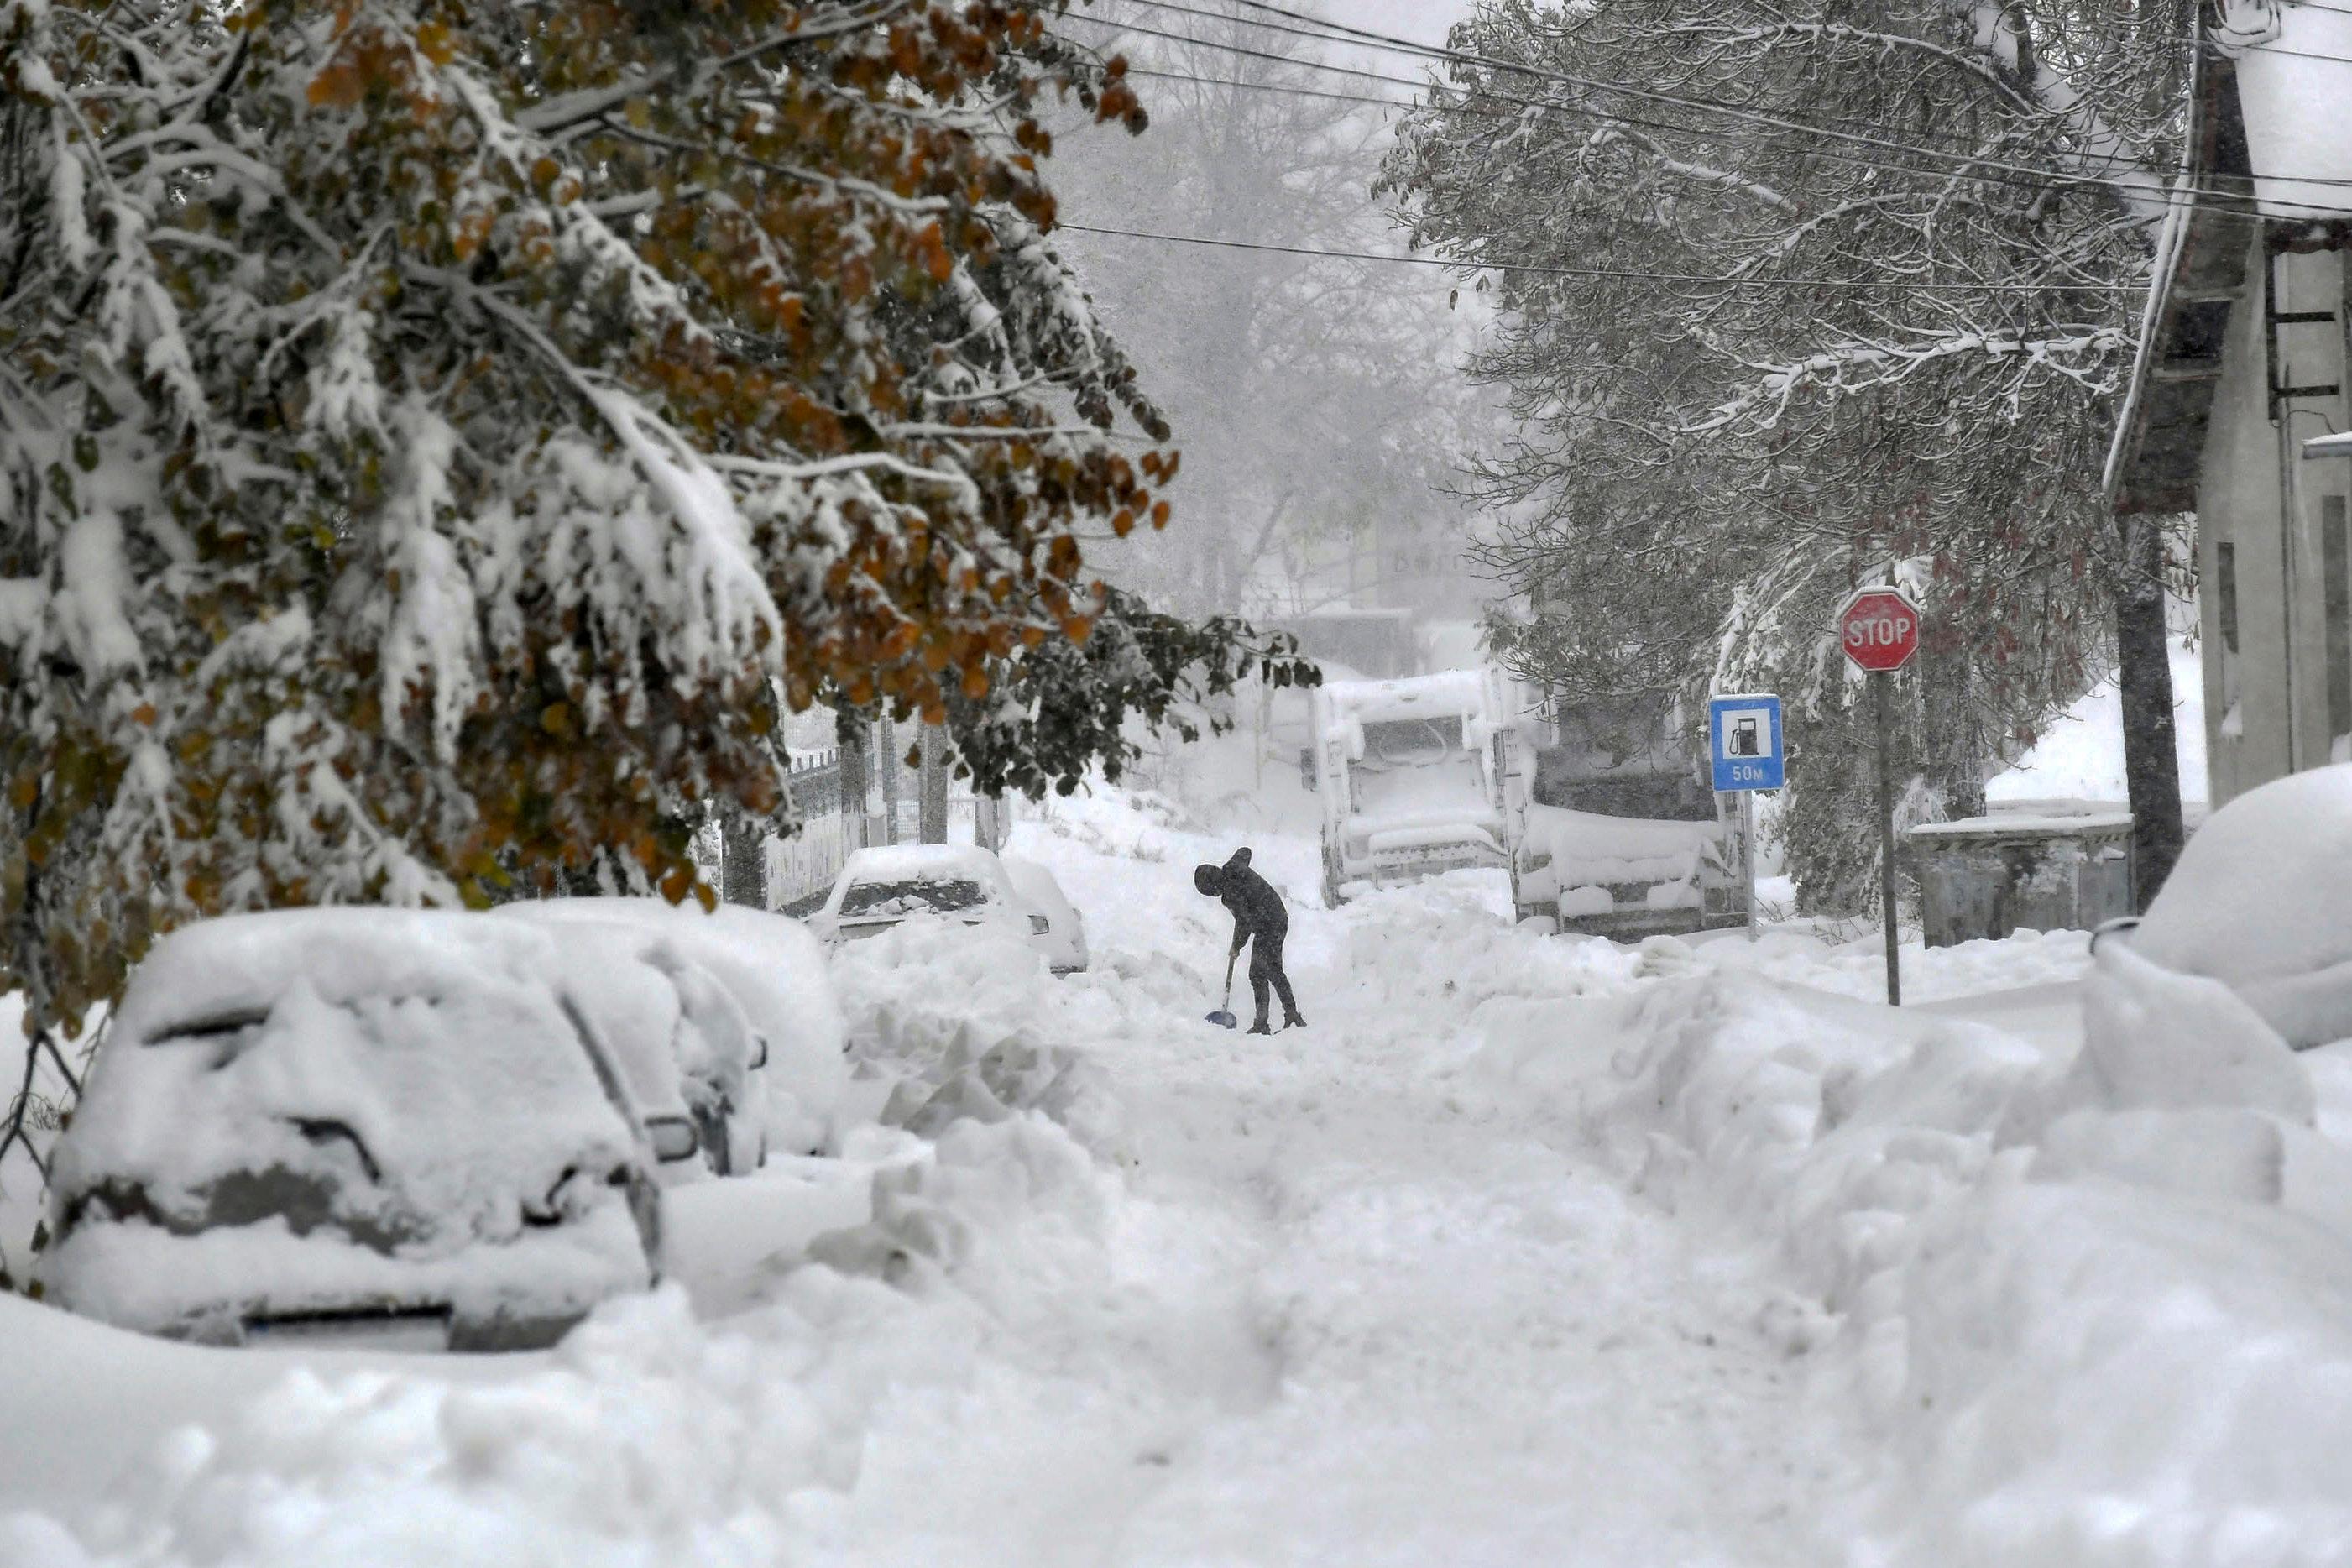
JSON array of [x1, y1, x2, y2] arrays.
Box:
[[1957, 1, 2172, 227]]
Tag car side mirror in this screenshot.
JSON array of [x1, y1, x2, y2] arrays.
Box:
[[2089, 915, 2140, 957], [646, 1115, 701, 1163], [750, 1033, 771, 1070], [1029, 914, 1050, 934]]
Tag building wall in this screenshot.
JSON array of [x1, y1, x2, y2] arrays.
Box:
[[2195, 235, 2350, 803]]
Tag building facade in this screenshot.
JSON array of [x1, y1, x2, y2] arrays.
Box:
[[2108, 3, 2352, 804]]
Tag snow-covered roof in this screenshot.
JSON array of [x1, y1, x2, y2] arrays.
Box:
[[2110, 9, 2352, 512], [2225, 0, 2352, 221]]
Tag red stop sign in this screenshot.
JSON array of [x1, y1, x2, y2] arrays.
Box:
[[1837, 585, 1921, 673]]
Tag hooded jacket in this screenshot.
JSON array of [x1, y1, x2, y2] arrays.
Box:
[[1199, 847, 1288, 947]]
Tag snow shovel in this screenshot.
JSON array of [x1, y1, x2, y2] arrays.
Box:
[[1205, 950, 1239, 1029]]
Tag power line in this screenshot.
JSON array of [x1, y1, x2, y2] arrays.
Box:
[[1074, 12, 2352, 238], [1072, 10, 2178, 206], [1053, 218, 2151, 293], [1096, 0, 2352, 212]]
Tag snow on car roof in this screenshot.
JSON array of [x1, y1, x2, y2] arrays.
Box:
[[839, 844, 1006, 884], [515, 920, 695, 1118], [109, 907, 562, 1047], [503, 896, 849, 1126]]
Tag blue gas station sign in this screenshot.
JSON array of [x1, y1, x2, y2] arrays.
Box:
[[1709, 694, 1784, 792]]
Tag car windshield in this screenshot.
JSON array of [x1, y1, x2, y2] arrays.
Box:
[[839, 877, 990, 918]]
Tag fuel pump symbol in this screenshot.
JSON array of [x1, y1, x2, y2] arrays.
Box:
[[1729, 715, 1761, 758]]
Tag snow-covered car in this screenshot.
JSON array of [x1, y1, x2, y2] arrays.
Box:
[[506, 917, 750, 1182], [501, 897, 849, 1161], [811, 844, 1076, 972], [2098, 764, 2352, 1051], [1001, 855, 1089, 975], [38, 910, 663, 1351]]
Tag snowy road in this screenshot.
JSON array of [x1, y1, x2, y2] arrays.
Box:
[[1083, 1003, 1842, 1567], [15, 789, 2352, 1568], [832, 872, 1851, 1566]]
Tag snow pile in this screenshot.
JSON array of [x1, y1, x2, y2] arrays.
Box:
[[2129, 763, 2352, 1048], [0, 1274, 959, 1568], [828, 919, 1123, 1157], [1507, 958, 2352, 1565], [1989, 633, 2206, 804]]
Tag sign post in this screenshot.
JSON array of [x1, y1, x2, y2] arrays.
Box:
[[1836, 586, 1922, 1006], [1708, 693, 1785, 942]]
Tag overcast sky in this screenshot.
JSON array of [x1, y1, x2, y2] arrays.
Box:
[[1349, 0, 1477, 47]]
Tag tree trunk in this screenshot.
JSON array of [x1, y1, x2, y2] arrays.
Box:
[[918, 724, 950, 844], [720, 816, 767, 909], [2116, 513, 2186, 908]]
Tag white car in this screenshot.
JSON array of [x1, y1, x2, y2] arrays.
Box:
[[39, 910, 664, 1351], [812, 844, 1089, 974], [509, 918, 752, 1183], [500, 896, 849, 1160], [1002, 855, 1089, 975]]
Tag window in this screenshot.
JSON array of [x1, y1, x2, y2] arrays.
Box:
[[2218, 541, 2240, 656], [2327, 495, 2351, 745], [840, 878, 989, 917]]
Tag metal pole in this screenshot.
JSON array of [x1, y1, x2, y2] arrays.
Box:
[[1875, 670, 1901, 1006], [1742, 787, 1759, 942]]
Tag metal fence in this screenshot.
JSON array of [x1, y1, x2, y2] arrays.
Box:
[[766, 749, 857, 910], [737, 742, 1016, 914]]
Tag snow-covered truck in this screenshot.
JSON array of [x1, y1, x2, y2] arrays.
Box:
[[1511, 697, 1744, 938], [1309, 669, 1534, 907]]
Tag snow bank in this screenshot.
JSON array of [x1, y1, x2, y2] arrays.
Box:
[[1504, 964, 2352, 1565], [1989, 635, 2207, 804], [828, 918, 1124, 1158]]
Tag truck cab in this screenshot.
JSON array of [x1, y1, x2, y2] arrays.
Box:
[[1513, 694, 1743, 938], [1309, 669, 1533, 907]]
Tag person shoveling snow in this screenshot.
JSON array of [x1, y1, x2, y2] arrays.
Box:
[[1194, 847, 1305, 1035]]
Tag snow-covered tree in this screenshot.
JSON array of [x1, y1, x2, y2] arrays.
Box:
[[0, 0, 1181, 1035], [1382, 0, 2188, 908]]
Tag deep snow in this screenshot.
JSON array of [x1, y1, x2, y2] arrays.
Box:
[[4, 769, 2350, 1566]]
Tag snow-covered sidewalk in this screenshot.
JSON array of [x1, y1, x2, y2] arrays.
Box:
[[8, 789, 2352, 1566]]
